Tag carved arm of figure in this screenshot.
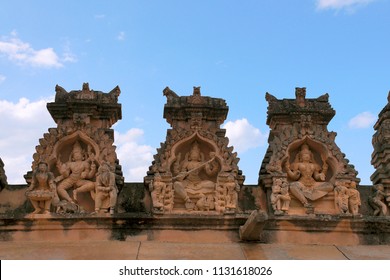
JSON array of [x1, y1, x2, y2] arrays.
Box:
[[204, 153, 219, 176], [55, 159, 69, 182], [313, 164, 326, 182], [284, 160, 300, 181], [86, 161, 97, 179], [313, 155, 328, 182], [26, 178, 36, 192], [172, 153, 182, 175]]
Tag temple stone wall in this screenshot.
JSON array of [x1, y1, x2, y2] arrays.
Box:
[[1, 85, 390, 245]]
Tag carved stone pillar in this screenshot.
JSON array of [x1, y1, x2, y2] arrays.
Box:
[[259, 88, 360, 216], [370, 92, 390, 216], [144, 86, 245, 214], [24, 83, 123, 214]]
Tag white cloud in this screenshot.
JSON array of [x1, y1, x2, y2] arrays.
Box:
[[0, 96, 56, 184], [0, 74, 5, 83], [316, 0, 377, 10], [0, 96, 155, 184], [117, 31, 126, 41], [114, 129, 154, 182], [223, 118, 268, 153], [0, 32, 72, 68], [348, 111, 376, 129], [94, 14, 106, 19]]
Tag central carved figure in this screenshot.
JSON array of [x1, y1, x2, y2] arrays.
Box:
[[173, 141, 219, 210], [55, 141, 96, 204], [285, 143, 333, 207]]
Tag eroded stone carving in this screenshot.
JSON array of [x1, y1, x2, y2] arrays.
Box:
[[259, 88, 360, 215], [271, 178, 291, 215], [0, 158, 7, 191], [371, 92, 390, 216], [173, 142, 218, 210], [25, 162, 57, 214], [56, 141, 97, 203], [94, 161, 117, 214], [286, 144, 333, 208], [145, 86, 244, 214], [369, 184, 390, 216], [25, 83, 123, 214]]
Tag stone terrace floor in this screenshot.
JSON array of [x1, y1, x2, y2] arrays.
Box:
[[1, 241, 390, 260]]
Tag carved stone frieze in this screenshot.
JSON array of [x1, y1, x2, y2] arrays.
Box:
[[24, 83, 123, 214], [259, 88, 360, 216], [145, 87, 244, 214]]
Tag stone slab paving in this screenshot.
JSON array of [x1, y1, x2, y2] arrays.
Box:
[[0, 241, 140, 260], [337, 245, 390, 260], [137, 242, 246, 260], [1, 241, 390, 260], [240, 244, 348, 260]]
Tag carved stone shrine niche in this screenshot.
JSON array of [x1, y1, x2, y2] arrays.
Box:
[[259, 88, 360, 216], [370, 91, 390, 216], [144, 86, 245, 214], [24, 83, 123, 214]]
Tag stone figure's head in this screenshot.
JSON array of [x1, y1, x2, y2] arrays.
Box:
[[99, 161, 111, 173], [37, 162, 48, 173], [298, 144, 314, 163], [189, 142, 201, 161], [71, 141, 84, 161]]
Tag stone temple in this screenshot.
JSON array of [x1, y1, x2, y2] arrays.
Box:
[[1, 84, 390, 255]]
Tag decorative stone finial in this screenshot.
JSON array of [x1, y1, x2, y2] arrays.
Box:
[[295, 87, 306, 108]]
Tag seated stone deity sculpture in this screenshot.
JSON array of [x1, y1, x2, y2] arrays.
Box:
[[94, 161, 117, 214], [285, 143, 333, 208], [173, 142, 219, 210], [26, 162, 57, 214], [55, 141, 96, 204]]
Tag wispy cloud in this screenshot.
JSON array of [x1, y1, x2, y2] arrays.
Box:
[[0, 32, 76, 68], [117, 31, 126, 41], [348, 111, 376, 129], [94, 14, 106, 19], [223, 118, 268, 153], [62, 41, 77, 63], [0, 74, 5, 84], [316, 0, 377, 11]]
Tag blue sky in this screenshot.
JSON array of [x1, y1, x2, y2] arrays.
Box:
[[0, 0, 389, 185]]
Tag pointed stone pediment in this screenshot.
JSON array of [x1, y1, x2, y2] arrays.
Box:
[[145, 86, 245, 214], [260, 88, 360, 216], [24, 83, 123, 214]]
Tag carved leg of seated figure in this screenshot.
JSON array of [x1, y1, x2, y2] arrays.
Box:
[[57, 178, 76, 203], [289, 182, 312, 208], [43, 199, 51, 214], [174, 181, 194, 210], [109, 189, 117, 214], [73, 181, 95, 201], [94, 192, 105, 213], [30, 200, 41, 214]]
